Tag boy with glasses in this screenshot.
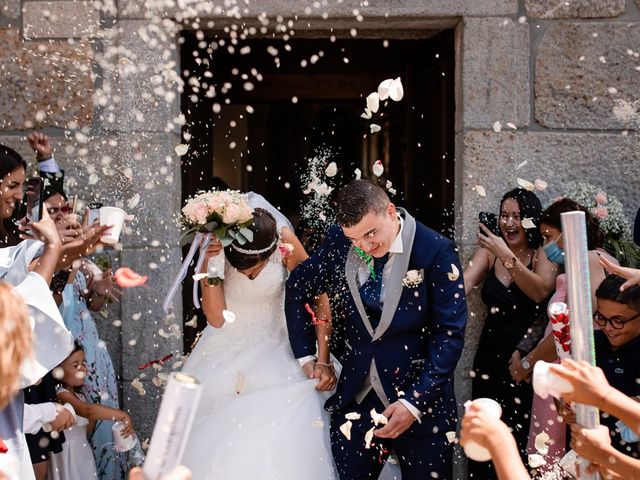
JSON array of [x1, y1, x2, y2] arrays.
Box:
[[592, 274, 640, 458]]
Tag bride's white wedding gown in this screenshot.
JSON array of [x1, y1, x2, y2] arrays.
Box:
[[181, 249, 337, 480]]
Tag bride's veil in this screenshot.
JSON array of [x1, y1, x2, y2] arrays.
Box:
[[246, 192, 293, 235]]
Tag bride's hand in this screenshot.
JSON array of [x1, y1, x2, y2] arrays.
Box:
[[205, 238, 223, 258], [314, 362, 337, 391]]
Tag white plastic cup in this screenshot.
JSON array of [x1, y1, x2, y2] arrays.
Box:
[[532, 361, 574, 400], [112, 421, 137, 452], [100, 207, 127, 245], [463, 398, 502, 462]]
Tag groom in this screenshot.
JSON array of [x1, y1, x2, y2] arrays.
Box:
[[286, 179, 467, 479]]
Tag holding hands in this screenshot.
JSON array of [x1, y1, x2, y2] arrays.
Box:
[[302, 360, 337, 392]]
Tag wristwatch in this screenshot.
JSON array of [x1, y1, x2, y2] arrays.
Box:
[[521, 357, 532, 370], [503, 255, 517, 270]]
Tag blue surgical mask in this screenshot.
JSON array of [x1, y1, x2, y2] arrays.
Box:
[[543, 234, 565, 265], [616, 420, 640, 443]]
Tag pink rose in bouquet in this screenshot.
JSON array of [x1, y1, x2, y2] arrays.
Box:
[[222, 202, 241, 224], [594, 206, 608, 220], [595, 192, 608, 205]]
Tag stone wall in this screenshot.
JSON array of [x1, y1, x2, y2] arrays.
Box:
[[1, 0, 639, 464]]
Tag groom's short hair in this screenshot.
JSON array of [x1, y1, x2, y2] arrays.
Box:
[[334, 179, 390, 227]]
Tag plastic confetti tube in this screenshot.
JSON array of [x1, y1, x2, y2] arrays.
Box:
[[560, 211, 599, 480]]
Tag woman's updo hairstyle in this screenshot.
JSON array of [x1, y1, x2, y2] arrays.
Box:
[[224, 208, 278, 270], [539, 198, 604, 250]]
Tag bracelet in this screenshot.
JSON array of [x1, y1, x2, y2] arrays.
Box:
[[316, 361, 334, 369]]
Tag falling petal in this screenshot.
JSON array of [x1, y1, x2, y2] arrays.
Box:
[[366, 92, 380, 113], [528, 454, 547, 468], [516, 160, 528, 170], [127, 194, 141, 210], [445, 431, 457, 443], [506, 122, 517, 130], [340, 421, 353, 440], [493, 121, 502, 133], [372, 160, 384, 177], [364, 427, 375, 449], [354, 168, 362, 179], [192, 273, 208, 281], [447, 264, 460, 281], [517, 178, 535, 191], [534, 179, 548, 191], [174, 144, 189, 156], [388, 77, 404, 102], [185, 315, 198, 328], [370, 408, 388, 426], [534, 432, 550, 456], [370, 124, 381, 134], [473, 185, 486, 197], [345, 412, 361, 421], [361, 108, 372, 120], [522, 218, 537, 229], [114, 267, 148, 288], [325, 162, 337, 178], [223, 310, 236, 323], [377, 78, 393, 101]]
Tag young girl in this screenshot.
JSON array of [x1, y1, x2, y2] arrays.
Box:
[[48, 342, 135, 480]]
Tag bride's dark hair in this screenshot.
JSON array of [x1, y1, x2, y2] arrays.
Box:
[[225, 208, 278, 270]]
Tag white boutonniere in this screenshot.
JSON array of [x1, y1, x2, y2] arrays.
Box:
[[402, 269, 423, 288]]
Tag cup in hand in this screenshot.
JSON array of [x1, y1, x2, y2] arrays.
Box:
[[463, 398, 502, 462], [532, 361, 574, 400], [112, 420, 137, 452], [100, 207, 126, 244]]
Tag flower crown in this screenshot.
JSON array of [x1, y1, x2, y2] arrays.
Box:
[[229, 236, 278, 255]]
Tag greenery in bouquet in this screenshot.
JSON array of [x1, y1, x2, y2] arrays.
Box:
[[180, 190, 254, 247], [563, 182, 640, 268]]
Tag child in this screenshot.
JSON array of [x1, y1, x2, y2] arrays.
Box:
[[48, 342, 135, 480], [590, 274, 640, 457]]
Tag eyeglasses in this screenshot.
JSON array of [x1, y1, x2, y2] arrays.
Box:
[[593, 311, 640, 330], [47, 205, 71, 215]]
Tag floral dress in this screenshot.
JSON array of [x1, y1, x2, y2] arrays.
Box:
[[61, 271, 124, 480]]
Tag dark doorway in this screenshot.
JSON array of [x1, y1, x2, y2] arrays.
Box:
[[180, 30, 456, 349]]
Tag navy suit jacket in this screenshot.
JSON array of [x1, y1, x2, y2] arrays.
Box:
[[285, 209, 467, 433]]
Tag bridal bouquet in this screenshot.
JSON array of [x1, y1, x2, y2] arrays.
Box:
[[180, 190, 254, 247]]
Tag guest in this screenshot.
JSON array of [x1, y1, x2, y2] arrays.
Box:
[[49, 342, 135, 480], [464, 188, 557, 477], [508, 198, 618, 467], [0, 145, 27, 247]]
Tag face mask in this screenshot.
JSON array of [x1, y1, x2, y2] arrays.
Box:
[[616, 420, 640, 443], [543, 234, 565, 265]]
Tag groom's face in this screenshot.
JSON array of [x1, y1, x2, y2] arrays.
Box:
[[341, 204, 399, 258]]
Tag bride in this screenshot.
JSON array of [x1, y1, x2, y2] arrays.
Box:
[[181, 198, 338, 480]]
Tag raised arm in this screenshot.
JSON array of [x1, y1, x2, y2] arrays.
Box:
[[57, 389, 135, 437]]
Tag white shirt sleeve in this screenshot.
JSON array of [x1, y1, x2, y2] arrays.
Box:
[[37, 156, 61, 174], [23, 402, 58, 434], [296, 355, 316, 367], [399, 399, 422, 422]]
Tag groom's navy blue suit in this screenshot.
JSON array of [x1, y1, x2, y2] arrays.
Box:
[[286, 209, 467, 480]]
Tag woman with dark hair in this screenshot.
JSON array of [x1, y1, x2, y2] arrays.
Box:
[[464, 188, 558, 478], [0, 144, 28, 247], [507, 198, 618, 469], [180, 202, 337, 480]]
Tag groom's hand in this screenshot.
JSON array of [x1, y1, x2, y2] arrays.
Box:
[[373, 401, 416, 439]]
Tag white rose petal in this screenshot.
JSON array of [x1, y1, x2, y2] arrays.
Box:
[[192, 273, 208, 281], [361, 108, 372, 120], [366, 92, 380, 113], [372, 160, 384, 177], [516, 160, 528, 170], [522, 218, 537, 229], [340, 420, 353, 440], [370, 408, 388, 426], [370, 123, 381, 134], [325, 162, 337, 178], [345, 412, 361, 421], [528, 454, 547, 468], [445, 431, 457, 444], [493, 121, 502, 133], [534, 179, 548, 191], [174, 144, 189, 156], [388, 77, 404, 102], [364, 427, 375, 449], [517, 177, 535, 191], [377, 78, 393, 101], [534, 432, 550, 456], [473, 185, 486, 197], [354, 168, 362, 179], [223, 310, 236, 323], [88, 173, 99, 185], [506, 122, 517, 130], [447, 264, 460, 282], [127, 193, 141, 210]]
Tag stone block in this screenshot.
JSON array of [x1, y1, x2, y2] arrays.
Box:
[[23, 1, 100, 39], [122, 377, 164, 443], [100, 20, 180, 133], [459, 130, 640, 244], [118, 0, 517, 20], [0, 29, 93, 130], [535, 23, 640, 130], [525, 0, 625, 18], [461, 17, 530, 130], [120, 246, 183, 381], [0, 0, 20, 22]]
